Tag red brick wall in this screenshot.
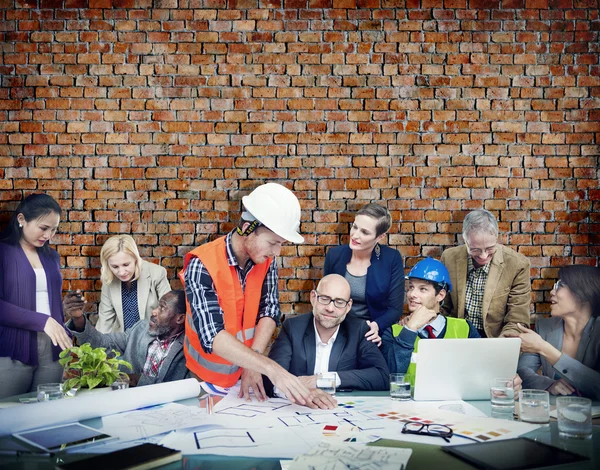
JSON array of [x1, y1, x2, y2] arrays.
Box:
[[0, 0, 598, 319]]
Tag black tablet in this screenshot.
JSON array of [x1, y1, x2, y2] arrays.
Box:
[[442, 437, 589, 470], [14, 423, 116, 453]]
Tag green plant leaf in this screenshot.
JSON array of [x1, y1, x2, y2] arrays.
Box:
[[59, 344, 134, 389], [86, 376, 103, 390]]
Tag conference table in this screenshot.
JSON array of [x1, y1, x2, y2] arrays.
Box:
[[0, 390, 598, 470]]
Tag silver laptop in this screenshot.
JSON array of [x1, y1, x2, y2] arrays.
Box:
[[412, 338, 521, 401]]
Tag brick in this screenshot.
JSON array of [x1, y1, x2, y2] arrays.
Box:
[[0, 4, 596, 317]]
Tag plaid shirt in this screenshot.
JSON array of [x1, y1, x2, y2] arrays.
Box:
[[464, 256, 491, 331], [184, 231, 281, 354], [143, 331, 183, 377]]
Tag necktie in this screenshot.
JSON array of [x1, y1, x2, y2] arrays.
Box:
[[424, 325, 437, 338]]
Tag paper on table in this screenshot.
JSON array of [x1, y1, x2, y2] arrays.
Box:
[[0, 378, 201, 436], [159, 419, 324, 459], [289, 441, 412, 470], [100, 402, 208, 441]]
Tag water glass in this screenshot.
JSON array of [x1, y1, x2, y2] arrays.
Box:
[[37, 383, 63, 402], [111, 376, 130, 391], [519, 389, 550, 424], [490, 378, 515, 411], [390, 373, 411, 401], [317, 372, 337, 396], [557, 397, 593, 439]]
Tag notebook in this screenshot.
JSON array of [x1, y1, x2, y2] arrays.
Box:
[[412, 337, 521, 401]]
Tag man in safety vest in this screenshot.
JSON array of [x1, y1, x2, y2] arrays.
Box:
[[180, 183, 313, 405], [381, 258, 480, 381]]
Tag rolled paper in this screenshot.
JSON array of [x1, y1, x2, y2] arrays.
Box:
[[0, 378, 201, 436]]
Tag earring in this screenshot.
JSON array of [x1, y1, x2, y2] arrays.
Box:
[[18, 223, 22, 228]]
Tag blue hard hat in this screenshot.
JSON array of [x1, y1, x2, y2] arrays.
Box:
[[406, 258, 452, 292]]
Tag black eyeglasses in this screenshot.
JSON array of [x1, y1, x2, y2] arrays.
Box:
[[314, 292, 350, 309], [402, 422, 453, 443]]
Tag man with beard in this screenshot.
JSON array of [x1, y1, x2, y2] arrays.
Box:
[[265, 274, 389, 396], [65, 290, 189, 386]]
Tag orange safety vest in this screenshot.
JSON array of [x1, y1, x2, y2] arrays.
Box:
[[178, 236, 271, 387]]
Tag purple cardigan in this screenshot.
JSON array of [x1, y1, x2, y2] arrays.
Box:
[[0, 242, 65, 365]]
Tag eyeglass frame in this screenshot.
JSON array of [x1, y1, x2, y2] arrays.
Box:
[[313, 291, 351, 309], [553, 280, 565, 292], [401, 421, 454, 443], [464, 240, 498, 257]]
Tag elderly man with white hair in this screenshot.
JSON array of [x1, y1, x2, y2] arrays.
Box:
[[440, 209, 531, 338]]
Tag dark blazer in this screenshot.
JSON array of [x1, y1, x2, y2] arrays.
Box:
[[266, 314, 389, 394], [324, 244, 404, 331], [67, 317, 189, 386], [0, 242, 66, 365], [517, 316, 600, 400]]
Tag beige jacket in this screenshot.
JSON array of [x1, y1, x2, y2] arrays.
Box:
[[96, 260, 171, 333], [440, 244, 531, 338]]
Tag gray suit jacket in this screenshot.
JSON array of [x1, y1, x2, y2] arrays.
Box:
[[265, 314, 389, 393], [67, 318, 189, 386], [97, 260, 171, 333], [517, 316, 600, 400], [441, 244, 531, 337]]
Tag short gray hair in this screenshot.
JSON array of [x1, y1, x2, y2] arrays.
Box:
[[462, 209, 498, 240]]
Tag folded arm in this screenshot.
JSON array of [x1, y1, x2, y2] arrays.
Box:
[[381, 327, 416, 375]]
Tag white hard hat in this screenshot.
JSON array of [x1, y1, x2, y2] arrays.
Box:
[[241, 183, 304, 244]]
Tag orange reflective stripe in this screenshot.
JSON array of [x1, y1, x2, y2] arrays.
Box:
[[179, 236, 271, 387]]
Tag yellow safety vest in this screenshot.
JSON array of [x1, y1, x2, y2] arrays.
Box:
[[391, 317, 470, 387]]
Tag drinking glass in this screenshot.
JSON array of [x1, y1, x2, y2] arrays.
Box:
[[490, 378, 515, 413], [519, 389, 550, 424], [37, 383, 63, 402], [557, 397, 592, 439], [316, 372, 337, 396], [390, 373, 411, 401], [111, 375, 130, 391]]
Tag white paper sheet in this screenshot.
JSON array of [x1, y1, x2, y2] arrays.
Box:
[[289, 441, 412, 470], [100, 402, 208, 441], [159, 420, 324, 459], [0, 378, 201, 436], [156, 388, 539, 457]]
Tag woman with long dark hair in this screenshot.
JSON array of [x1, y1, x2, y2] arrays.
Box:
[[0, 194, 73, 398], [515, 265, 600, 400]]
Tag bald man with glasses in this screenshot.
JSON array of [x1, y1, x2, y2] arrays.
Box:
[[264, 274, 389, 396], [441, 209, 531, 338]]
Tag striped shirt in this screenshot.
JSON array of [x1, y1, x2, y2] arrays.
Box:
[[184, 231, 281, 353]]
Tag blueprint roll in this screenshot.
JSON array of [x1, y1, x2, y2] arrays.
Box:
[[0, 378, 201, 436]]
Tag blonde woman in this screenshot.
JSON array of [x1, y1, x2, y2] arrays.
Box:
[[97, 235, 171, 333]]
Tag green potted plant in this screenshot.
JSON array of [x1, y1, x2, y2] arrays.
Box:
[[59, 343, 133, 391]]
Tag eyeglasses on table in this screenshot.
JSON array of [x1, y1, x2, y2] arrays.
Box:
[[401, 421, 454, 443]]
